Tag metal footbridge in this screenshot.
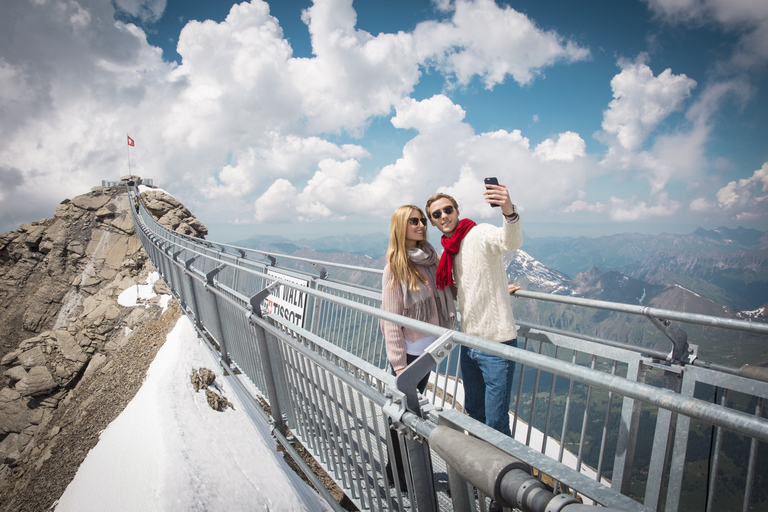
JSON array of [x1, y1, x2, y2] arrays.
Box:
[[129, 185, 768, 512]]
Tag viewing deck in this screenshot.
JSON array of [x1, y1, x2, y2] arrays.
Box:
[[129, 184, 768, 512]]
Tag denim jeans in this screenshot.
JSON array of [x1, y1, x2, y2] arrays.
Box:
[[460, 339, 517, 436]]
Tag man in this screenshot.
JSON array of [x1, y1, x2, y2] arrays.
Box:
[[426, 182, 521, 437]]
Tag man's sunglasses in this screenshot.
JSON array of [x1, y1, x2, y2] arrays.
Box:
[[408, 217, 428, 226], [430, 205, 455, 219]]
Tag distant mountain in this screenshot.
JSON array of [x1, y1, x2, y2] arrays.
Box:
[[623, 248, 768, 310], [505, 250, 571, 293], [234, 233, 389, 259], [523, 227, 766, 275], [523, 227, 768, 311], [504, 253, 765, 366]]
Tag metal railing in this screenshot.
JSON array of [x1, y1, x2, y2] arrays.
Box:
[[129, 186, 768, 512]]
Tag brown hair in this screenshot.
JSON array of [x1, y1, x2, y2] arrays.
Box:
[[386, 205, 428, 290], [425, 192, 459, 216]]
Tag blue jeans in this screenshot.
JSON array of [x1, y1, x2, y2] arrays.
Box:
[[460, 339, 517, 436]]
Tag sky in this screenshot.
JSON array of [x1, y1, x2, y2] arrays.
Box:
[[1, 0, 767, 241], [55, 273, 332, 511]]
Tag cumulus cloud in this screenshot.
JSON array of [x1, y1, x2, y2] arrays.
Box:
[[713, 163, 768, 219], [597, 56, 756, 200], [534, 132, 586, 162], [600, 56, 696, 155], [254, 94, 598, 223], [414, 0, 590, 88], [254, 179, 298, 223], [0, 0, 594, 233]]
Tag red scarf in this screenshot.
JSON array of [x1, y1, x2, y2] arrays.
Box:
[[436, 218, 476, 290]]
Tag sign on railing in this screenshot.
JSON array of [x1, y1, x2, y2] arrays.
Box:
[[266, 269, 309, 337]]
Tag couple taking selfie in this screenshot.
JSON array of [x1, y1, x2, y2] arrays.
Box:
[[380, 178, 522, 437]]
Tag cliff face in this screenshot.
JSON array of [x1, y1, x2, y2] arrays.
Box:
[[0, 183, 207, 510]]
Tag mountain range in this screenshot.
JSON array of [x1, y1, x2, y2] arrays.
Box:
[[236, 226, 767, 310]]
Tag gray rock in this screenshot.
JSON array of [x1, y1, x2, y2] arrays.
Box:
[[83, 353, 108, 380], [1, 349, 21, 367], [70, 192, 111, 212], [15, 366, 58, 397], [0, 433, 21, 463], [18, 346, 47, 369], [4, 366, 28, 383], [0, 388, 34, 434]]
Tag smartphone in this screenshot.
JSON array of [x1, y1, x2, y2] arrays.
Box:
[[484, 177, 500, 207]]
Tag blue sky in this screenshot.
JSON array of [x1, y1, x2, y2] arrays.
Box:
[[1, 0, 766, 241]]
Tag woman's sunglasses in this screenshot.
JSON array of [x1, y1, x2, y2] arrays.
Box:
[[408, 217, 428, 226], [430, 205, 455, 219]]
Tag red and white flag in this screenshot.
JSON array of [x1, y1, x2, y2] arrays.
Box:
[[127, 135, 135, 147]]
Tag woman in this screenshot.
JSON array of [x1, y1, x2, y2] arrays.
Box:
[[380, 205, 457, 490], [381, 205, 457, 381]]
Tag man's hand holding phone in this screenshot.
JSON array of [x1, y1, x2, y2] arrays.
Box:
[[484, 177, 516, 218]]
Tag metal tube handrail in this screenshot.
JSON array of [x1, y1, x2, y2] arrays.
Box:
[[513, 289, 768, 335]]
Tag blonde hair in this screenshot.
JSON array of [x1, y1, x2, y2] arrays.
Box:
[[386, 205, 428, 291]]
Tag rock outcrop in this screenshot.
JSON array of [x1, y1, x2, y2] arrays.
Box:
[[0, 181, 207, 502]]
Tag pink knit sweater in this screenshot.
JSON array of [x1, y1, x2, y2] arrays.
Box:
[[380, 263, 440, 372]]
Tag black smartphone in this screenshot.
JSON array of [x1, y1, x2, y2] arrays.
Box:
[[484, 177, 500, 207]]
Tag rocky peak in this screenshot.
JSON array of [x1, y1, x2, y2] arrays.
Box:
[[0, 182, 206, 502], [140, 189, 208, 238]]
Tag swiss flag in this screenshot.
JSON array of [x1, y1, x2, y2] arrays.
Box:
[[127, 135, 135, 147]]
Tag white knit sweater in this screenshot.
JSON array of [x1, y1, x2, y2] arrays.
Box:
[[453, 218, 522, 342]]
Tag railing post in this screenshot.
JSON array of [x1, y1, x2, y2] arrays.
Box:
[[612, 357, 645, 497], [249, 283, 290, 437], [643, 367, 680, 510], [182, 257, 201, 328], [388, 332, 456, 512], [203, 266, 231, 366]]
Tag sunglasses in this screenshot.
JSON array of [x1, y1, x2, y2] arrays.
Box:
[[408, 217, 427, 226], [430, 205, 455, 219]]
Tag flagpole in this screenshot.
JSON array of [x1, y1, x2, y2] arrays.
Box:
[[127, 134, 132, 178]]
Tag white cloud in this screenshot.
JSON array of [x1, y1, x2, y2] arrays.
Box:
[[534, 131, 586, 162], [689, 196, 714, 212], [563, 192, 680, 220], [253, 179, 298, 223], [251, 94, 598, 223], [600, 57, 696, 154], [391, 95, 468, 132], [563, 200, 606, 214], [0, 0, 595, 232], [414, 0, 590, 88], [714, 162, 768, 219], [598, 66, 752, 196], [606, 193, 680, 221]]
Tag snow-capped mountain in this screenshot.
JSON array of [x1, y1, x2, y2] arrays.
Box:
[[505, 250, 571, 294]]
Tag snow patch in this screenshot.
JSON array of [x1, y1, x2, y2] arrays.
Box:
[[118, 271, 161, 308]]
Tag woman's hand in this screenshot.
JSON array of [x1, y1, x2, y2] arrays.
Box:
[[508, 284, 521, 295]]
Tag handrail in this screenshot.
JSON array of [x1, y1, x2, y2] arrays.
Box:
[[514, 289, 768, 336]]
